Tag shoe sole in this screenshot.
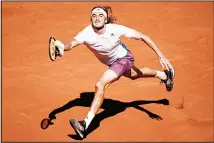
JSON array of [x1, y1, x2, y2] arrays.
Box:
[[69, 119, 84, 139], [167, 69, 174, 91], [163, 69, 174, 92], [166, 84, 173, 91]]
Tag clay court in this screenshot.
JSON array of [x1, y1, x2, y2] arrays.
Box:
[[2, 2, 213, 142]]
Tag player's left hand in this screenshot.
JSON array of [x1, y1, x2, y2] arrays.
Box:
[[159, 57, 175, 78]]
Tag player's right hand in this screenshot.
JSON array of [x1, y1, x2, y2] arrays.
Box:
[[54, 40, 65, 56]]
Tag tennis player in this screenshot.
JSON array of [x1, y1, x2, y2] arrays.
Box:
[[54, 6, 175, 138]]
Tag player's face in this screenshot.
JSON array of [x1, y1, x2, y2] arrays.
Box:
[[91, 12, 106, 28]]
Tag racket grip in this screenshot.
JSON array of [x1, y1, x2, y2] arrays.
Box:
[[55, 47, 61, 56]]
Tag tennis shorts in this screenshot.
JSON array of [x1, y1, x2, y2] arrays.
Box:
[[109, 49, 134, 78]]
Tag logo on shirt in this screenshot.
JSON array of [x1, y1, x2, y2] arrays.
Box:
[[111, 33, 115, 37]]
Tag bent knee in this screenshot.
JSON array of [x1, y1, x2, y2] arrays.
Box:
[[95, 80, 111, 91], [95, 81, 103, 89], [128, 75, 139, 80], [95, 81, 105, 91]]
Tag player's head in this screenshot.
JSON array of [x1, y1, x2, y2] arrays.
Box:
[[90, 6, 116, 29]]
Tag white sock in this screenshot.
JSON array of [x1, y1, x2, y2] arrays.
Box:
[[84, 111, 95, 129], [155, 71, 167, 80]]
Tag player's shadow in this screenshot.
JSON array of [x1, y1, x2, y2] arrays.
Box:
[[48, 92, 169, 140]]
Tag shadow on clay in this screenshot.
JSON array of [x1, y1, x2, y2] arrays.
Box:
[[47, 92, 169, 140]]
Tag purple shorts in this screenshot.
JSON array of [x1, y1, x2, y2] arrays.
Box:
[[109, 50, 134, 78]]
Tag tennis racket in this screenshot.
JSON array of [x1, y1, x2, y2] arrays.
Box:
[[48, 36, 60, 61]]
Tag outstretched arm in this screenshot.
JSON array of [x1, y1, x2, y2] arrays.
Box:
[[61, 39, 81, 51], [130, 31, 175, 77], [131, 32, 164, 58], [54, 39, 82, 56], [55, 26, 88, 53]]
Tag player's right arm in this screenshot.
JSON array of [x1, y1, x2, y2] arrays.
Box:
[[54, 26, 89, 56], [62, 39, 81, 51], [54, 39, 81, 56]]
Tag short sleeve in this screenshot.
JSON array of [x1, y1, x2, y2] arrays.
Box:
[[73, 26, 89, 44], [115, 24, 137, 38]]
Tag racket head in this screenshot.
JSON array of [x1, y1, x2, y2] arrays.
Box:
[[41, 118, 50, 130], [48, 36, 56, 61]]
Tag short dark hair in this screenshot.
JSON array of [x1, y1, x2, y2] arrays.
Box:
[[91, 5, 117, 24]]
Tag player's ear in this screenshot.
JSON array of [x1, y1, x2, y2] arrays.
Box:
[[105, 17, 107, 23]]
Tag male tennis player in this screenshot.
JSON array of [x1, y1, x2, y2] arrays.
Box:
[[54, 6, 175, 138]]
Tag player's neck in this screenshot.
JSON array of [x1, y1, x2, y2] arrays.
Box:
[[92, 25, 106, 35]]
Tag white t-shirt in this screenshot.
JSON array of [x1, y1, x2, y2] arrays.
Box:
[[74, 24, 136, 66]]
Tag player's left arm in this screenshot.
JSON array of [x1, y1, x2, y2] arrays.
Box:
[[131, 31, 164, 58], [117, 24, 165, 59], [130, 30, 175, 77]]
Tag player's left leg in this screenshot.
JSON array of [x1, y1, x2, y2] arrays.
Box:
[[124, 65, 173, 91]]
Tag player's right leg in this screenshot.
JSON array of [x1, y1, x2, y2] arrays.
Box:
[[69, 69, 119, 139]]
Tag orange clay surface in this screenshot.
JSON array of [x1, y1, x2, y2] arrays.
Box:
[[2, 2, 213, 142]]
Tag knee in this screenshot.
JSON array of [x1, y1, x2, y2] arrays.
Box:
[[95, 81, 105, 91], [95, 79, 110, 91], [129, 75, 138, 80]]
